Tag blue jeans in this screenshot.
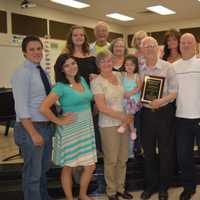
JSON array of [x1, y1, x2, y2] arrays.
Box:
[[176, 117, 200, 191], [14, 122, 53, 200]]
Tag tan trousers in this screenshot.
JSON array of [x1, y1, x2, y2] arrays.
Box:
[[100, 126, 129, 196]]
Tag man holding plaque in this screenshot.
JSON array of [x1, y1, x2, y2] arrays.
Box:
[[173, 33, 200, 200], [139, 37, 177, 200]]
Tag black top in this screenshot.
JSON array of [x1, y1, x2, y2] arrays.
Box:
[[112, 65, 125, 72], [73, 56, 98, 84]]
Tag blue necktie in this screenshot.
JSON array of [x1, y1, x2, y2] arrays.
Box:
[[37, 65, 57, 115], [37, 65, 51, 95]]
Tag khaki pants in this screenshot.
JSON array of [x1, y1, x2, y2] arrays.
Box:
[[100, 126, 129, 195]]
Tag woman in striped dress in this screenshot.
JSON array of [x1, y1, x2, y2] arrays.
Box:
[[40, 53, 97, 200]]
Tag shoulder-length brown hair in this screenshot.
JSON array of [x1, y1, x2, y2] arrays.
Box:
[[65, 25, 89, 55], [163, 29, 181, 61], [54, 53, 81, 84]]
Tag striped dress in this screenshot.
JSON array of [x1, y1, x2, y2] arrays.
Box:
[[51, 78, 97, 167]]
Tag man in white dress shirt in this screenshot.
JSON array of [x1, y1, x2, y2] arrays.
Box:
[[173, 33, 200, 200]]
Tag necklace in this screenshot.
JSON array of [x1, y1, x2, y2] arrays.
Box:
[[101, 73, 118, 85]]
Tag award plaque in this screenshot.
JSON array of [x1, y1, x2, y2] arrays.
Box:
[[141, 75, 165, 103]]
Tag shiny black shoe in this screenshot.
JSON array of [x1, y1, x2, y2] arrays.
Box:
[[159, 190, 168, 200], [134, 147, 144, 158], [117, 191, 133, 199], [140, 190, 155, 199], [108, 194, 118, 200], [179, 189, 195, 200]]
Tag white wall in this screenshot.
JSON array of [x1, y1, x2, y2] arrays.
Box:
[[0, 0, 125, 43], [1, 1, 200, 42], [0, 0, 126, 87], [0, 38, 65, 87], [1, 0, 200, 87], [126, 18, 200, 34]]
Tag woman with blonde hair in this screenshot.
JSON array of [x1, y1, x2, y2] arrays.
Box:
[[131, 31, 147, 58], [130, 31, 147, 157]]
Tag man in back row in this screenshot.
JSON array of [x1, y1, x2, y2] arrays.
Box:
[[173, 33, 200, 200], [90, 21, 110, 56]]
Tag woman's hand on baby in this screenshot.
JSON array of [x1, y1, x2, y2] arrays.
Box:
[[124, 92, 132, 98], [121, 114, 133, 125], [126, 114, 133, 124]]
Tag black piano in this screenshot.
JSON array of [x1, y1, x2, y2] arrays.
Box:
[[0, 88, 16, 136]]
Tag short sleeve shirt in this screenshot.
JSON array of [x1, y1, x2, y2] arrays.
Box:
[[52, 77, 92, 112], [91, 72, 124, 127], [139, 58, 177, 108]]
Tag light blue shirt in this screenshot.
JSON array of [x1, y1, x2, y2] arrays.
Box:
[[11, 59, 49, 122], [51, 77, 93, 112], [122, 75, 141, 103]]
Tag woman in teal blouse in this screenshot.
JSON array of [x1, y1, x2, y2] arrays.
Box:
[[40, 53, 97, 200]]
